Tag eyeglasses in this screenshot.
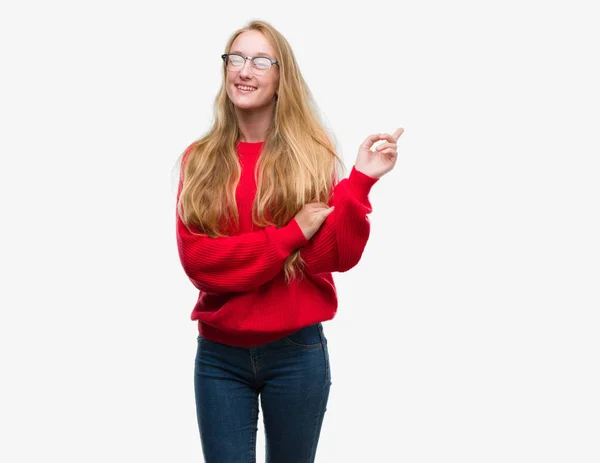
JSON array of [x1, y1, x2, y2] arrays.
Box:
[[221, 53, 279, 75]]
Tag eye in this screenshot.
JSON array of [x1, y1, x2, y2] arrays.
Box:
[[228, 54, 244, 66], [253, 57, 271, 70]]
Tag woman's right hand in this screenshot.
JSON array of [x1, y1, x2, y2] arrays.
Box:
[[294, 202, 335, 240], [354, 127, 403, 179]]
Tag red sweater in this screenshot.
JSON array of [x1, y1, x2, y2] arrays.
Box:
[[176, 140, 379, 347]]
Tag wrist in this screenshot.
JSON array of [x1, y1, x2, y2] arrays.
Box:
[[353, 165, 380, 180], [348, 166, 380, 203]]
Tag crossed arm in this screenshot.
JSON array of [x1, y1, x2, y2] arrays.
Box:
[[176, 148, 378, 294]]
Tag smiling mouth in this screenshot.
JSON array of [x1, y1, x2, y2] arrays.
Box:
[[236, 84, 257, 93]]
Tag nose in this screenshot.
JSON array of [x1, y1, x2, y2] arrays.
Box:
[[239, 57, 253, 77]]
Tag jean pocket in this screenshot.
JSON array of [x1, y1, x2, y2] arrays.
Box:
[[284, 323, 324, 349]]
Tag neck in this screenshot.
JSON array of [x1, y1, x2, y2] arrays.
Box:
[[235, 102, 274, 142]]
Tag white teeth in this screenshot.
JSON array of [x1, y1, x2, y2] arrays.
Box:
[[236, 85, 256, 91]]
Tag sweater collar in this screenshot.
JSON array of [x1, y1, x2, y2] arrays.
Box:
[[236, 140, 264, 155]]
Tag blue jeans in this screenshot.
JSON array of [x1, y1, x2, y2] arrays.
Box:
[[194, 322, 332, 463]]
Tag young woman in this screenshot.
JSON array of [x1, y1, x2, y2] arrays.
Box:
[[175, 19, 402, 463]]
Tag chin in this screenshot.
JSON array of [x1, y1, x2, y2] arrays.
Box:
[[233, 99, 271, 110], [233, 101, 256, 110]]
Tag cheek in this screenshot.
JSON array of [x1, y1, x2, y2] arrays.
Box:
[[226, 78, 237, 96], [266, 78, 278, 95]]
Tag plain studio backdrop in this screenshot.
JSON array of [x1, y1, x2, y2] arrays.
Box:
[[1, 1, 598, 462]]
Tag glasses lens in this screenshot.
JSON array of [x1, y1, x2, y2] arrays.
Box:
[[224, 54, 273, 74], [253, 57, 271, 71], [227, 54, 244, 70]]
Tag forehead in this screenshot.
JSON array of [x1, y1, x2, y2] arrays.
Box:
[[230, 30, 275, 58]]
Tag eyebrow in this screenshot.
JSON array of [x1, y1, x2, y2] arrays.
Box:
[[229, 50, 274, 58]]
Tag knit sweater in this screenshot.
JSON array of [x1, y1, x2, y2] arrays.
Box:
[[176, 140, 379, 347]]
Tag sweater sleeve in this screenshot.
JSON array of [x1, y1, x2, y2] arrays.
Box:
[[299, 166, 379, 274], [176, 212, 308, 295], [176, 149, 309, 295]]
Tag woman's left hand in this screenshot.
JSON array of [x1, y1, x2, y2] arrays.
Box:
[[354, 127, 404, 179]]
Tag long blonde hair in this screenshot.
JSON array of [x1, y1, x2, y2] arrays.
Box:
[[176, 19, 346, 284]]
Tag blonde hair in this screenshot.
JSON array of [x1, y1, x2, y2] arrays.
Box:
[[176, 19, 345, 284]]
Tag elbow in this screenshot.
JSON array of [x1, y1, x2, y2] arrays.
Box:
[[180, 262, 219, 294], [337, 247, 367, 273], [338, 259, 359, 273], [186, 273, 231, 296]]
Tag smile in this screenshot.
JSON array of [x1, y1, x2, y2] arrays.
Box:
[[236, 85, 257, 93]]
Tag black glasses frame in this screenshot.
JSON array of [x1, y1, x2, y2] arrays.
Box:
[[221, 53, 280, 73]]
